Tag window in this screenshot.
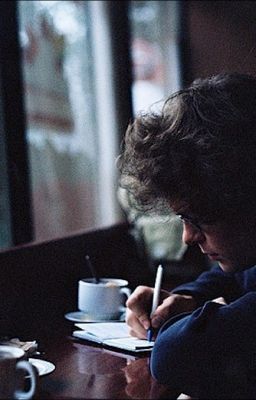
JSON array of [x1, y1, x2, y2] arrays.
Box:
[[0, 0, 183, 249], [129, 0, 181, 114], [18, 0, 124, 242]]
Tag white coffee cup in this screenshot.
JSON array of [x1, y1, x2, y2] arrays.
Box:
[[0, 345, 36, 400], [78, 278, 131, 320]]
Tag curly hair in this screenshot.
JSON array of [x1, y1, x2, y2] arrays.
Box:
[[117, 72, 256, 221]]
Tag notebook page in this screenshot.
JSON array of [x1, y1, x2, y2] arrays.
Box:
[[75, 322, 130, 340]]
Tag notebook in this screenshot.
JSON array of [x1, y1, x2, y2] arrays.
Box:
[[73, 322, 154, 353]]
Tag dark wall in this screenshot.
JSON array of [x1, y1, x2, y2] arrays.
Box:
[[186, 1, 256, 80]]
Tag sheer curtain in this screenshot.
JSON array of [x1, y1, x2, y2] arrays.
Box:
[[18, 0, 122, 241]]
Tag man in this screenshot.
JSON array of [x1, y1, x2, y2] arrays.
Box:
[[117, 73, 256, 398]]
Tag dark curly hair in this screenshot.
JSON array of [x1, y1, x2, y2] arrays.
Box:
[[117, 72, 256, 222]]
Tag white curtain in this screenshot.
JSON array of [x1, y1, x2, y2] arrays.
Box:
[[19, 0, 122, 241]]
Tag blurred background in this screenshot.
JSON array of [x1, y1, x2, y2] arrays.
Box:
[[0, 0, 255, 277]]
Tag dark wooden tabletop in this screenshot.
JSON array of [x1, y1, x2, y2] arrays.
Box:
[[34, 332, 178, 399]]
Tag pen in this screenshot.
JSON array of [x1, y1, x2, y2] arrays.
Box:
[[147, 264, 164, 342]]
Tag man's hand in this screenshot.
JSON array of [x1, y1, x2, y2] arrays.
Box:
[[125, 285, 197, 339]]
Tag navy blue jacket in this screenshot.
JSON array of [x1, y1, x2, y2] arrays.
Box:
[[150, 265, 256, 398]]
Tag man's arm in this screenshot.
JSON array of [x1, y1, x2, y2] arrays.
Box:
[[171, 264, 243, 306], [151, 292, 256, 399]]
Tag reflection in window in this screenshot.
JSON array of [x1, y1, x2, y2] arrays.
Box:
[[19, 1, 122, 241], [129, 0, 181, 114]]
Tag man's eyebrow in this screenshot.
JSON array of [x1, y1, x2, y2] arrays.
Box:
[[172, 206, 203, 223], [178, 213, 217, 226], [172, 206, 189, 215]]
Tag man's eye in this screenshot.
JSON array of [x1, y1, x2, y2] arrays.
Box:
[[177, 214, 196, 223]]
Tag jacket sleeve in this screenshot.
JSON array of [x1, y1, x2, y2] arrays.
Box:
[[171, 264, 243, 305], [150, 292, 256, 399]]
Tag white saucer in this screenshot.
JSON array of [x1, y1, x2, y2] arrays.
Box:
[[64, 310, 126, 323], [29, 358, 55, 376]]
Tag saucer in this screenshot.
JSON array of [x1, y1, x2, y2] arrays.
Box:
[[29, 358, 55, 376], [64, 310, 126, 323]]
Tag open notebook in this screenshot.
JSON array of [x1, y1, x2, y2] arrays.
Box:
[[73, 322, 154, 353]]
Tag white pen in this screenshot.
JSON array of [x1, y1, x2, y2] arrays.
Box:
[[147, 264, 164, 342]]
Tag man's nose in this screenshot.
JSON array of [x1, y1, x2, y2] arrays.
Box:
[[182, 222, 205, 246]]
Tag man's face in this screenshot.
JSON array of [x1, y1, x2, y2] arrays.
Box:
[[172, 203, 256, 273]]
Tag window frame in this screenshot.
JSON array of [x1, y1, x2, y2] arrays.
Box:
[[0, 0, 33, 246]]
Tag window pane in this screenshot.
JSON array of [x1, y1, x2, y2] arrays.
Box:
[[18, 0, 121, 241], [129, 0, 181, 114]]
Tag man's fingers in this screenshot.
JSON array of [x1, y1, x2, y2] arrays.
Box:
[[129, 328, 147, 340], [150, 294, 197, 329], [151, 314, 165, 329], [150, 298, 173, 328], [138, 314, 151, 330], [126, 308, 149, 336], [126, 287, 153, 310], [126, 286, 153, 330]]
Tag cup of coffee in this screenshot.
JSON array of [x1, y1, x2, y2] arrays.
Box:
[[78, 278, 131, 320], [0, 345, 37, 399]]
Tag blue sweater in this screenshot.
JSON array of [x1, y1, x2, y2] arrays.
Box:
[[150, 265, 256, 398]]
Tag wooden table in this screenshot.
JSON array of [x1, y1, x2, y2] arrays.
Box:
[[0, 222, 203, 398], [34, 332, 179, 399]]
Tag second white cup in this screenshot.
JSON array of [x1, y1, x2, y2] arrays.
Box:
[[0, 345, 37, 400]]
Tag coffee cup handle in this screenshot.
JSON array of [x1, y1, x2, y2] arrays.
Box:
[[120, 287, 131, 302], [15, 360, 36, 400]]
